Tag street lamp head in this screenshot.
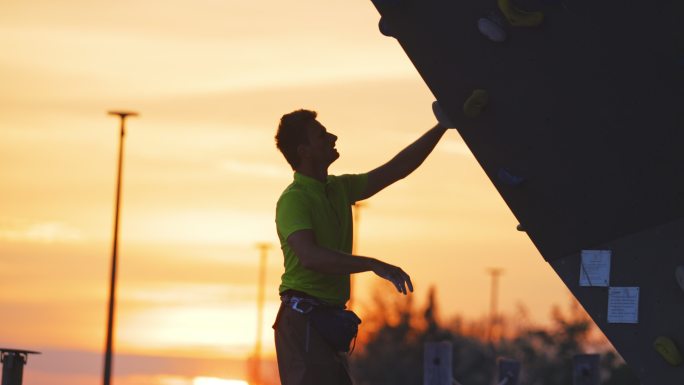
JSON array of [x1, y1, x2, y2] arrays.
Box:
[[108, 111, 139, 118]]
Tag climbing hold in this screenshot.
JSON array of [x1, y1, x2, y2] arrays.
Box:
[[675, 265, 684, 292], [498, 168, 525, 186], [432, 101, 455, 128], [654, 337, 684, 366], [516, 224, 525, 232], [478, 18, 507, 43], [487, 9, 507, 29], [497, 0, 544, 27], [463, 89, 489, 118], [378, 17, 395, 37]]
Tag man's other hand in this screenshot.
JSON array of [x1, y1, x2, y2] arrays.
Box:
[[371, 259, 414, 295]]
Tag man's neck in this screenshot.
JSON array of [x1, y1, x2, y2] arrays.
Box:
[[296, 164, 328, 183]]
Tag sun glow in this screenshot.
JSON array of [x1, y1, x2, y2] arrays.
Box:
[[117, 296, 281, 358], [192, 377, 249, 385]]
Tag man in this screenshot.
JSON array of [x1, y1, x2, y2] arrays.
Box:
[[273, 104, 453, 385]]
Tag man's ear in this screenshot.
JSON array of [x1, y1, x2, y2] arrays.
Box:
[[297, 144, 309, 161]]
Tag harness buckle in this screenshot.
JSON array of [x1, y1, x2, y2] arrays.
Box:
[[290, 297, 314, 314]]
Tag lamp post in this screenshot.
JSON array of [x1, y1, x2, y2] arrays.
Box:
[[487, 268, 504, 345], [103, 111, 138, 385], [252, 242, 272, 385], [349, 202, 366, 309]]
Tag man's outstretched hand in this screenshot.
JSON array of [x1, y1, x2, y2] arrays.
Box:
[[432, 100, 455, 129], [371, 259, 414, 295]]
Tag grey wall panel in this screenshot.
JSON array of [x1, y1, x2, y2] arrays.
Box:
[[370, 0, 684, 381], [374, 0, 684, 261]]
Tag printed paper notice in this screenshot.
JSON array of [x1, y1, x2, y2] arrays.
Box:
[[579, 250, 611, 287], [607, 287, 639, 324]]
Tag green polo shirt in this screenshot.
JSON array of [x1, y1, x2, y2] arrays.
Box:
[[275, 172, 368, 306]]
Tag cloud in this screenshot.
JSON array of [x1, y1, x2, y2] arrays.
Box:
[[0, 218, 83, 243], [121, 209, 276, 246], [0, 17, 415, 101], [386, 132, 473, 157], [440, 138, 473, 157], [122, 283, 254, 305], [219, 160, 287, 179]]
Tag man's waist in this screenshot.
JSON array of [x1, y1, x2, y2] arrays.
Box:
[[279, 279, 349, 306], [280, 289, 344, 313]]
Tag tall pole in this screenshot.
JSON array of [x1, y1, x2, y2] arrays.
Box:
[[103, 111, 138, 385], [252, 242, 272, 385], [349, 202, 366, 309], [487, 268, 504, 344]]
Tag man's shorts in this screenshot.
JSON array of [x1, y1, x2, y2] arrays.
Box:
[[274, 302, 353, 385]]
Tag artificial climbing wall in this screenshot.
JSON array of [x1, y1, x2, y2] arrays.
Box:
[[369, 0, 684, 382]]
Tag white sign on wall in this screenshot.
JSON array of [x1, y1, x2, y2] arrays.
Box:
[[579, 250, 611, 287]]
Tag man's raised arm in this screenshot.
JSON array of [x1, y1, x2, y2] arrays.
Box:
[[360, 123, 449, 200]]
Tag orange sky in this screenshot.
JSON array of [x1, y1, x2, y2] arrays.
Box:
[[0, 1, 574, 384]]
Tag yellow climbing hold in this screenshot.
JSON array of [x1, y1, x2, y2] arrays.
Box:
[[497, 0, 544, 27], [463, 89, 489, 118], [654, 336, 684, 366]]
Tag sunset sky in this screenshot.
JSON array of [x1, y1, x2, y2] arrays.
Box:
[[1, 1, 573, 384]]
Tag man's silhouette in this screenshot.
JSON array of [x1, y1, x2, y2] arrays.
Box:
[[273, 106, 453, 385]]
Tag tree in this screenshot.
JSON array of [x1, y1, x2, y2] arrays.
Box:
[[352, 288, 639, 385], [352, 286, 494, 385]]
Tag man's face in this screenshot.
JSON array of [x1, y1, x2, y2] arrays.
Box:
[[303, 119, 339, 166]]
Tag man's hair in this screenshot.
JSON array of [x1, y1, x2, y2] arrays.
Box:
[[275, 109, 317, 170]]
